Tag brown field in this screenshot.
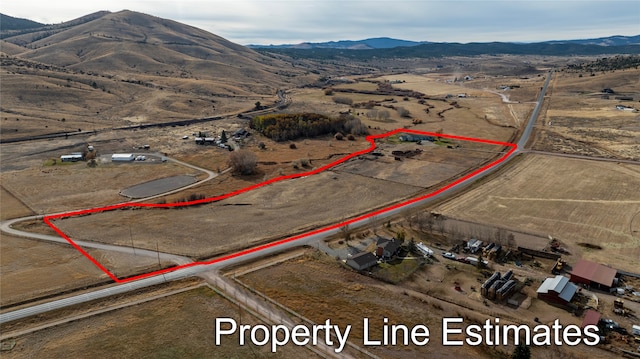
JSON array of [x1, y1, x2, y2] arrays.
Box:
[[0, 186, 34, 220], [49, 133, 504, 265], [290, 72, 538, 144], [52, 169, 423, 259], [2, 286, 318, 358], [533, 68, 640, 160], [238, 250, 621, 358], [0, 235, 172, 307], [436, 153, 640, 272], [0, 160, 194, 214]]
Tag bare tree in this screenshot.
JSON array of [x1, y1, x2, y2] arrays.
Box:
[[378, 109, 390, 121], [228, 149, 257, 175]]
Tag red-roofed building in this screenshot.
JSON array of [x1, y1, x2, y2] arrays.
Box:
[[570, 259, 618, 291], [581, 309, 601, 329]]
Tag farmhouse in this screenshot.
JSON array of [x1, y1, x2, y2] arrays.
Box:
[[376, 237, 401, 259], [111, 153, 135, 162], [346, 252, 378, 271], [570, 259, 618, 291], [536, 275, 578, 306]]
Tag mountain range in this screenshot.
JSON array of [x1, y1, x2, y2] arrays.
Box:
[[248, 35, 640, 50]]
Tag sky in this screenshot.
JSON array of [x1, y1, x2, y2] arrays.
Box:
[[3, 0, 639, 45]]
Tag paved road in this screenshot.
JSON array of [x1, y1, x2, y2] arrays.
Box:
[[0, 73, 553, 324]]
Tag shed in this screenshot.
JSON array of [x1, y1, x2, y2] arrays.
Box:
[[570, 259, 617, 291], [581, 309, 601, 329], [346, 252, 378, 271], [537, 275, 578, 305], [111, 154, 135, 162]]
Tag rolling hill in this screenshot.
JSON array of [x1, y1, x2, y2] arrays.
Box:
[[0, 10, 316, 140]]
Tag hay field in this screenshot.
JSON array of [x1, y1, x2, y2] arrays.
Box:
[[436, 153, 640, 272]]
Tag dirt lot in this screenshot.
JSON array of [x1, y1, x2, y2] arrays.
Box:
[[2, 286, 318, 358], [238, 249, 623, 358], [435, 153, 640, 272]]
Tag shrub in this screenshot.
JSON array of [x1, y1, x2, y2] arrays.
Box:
[[334, 132, 344, 140], [332, 96, 353, 105], [289, 143, 297, 149], [228, 149, 257, 175]]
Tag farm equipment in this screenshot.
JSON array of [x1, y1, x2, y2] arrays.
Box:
[[551, 258, 567, 274], [613, 298, 640, 318]]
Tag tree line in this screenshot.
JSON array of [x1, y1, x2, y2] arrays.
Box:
[[250, 113, 367, 142]]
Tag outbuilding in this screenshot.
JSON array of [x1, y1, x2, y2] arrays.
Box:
[[111, 153, 135, 162], [537, 275, 578, 306], [570, 259, 618, 291], [346, 252, 378, 271], [60, 153, 84, 162]]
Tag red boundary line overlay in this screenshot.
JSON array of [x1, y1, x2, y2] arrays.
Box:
[[43, 129, 517, 283]]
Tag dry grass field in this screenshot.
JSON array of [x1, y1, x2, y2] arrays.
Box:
[[533, 68, 640, 160], [0, 186, 34, 220], [436, 153, 640, 272], [52, 169, 423, 259], [238, 250, 620, 359], [2, 286, 318, 358], [290, 72, 540, 144], [0, 234, 173, 307], [1, 160, 194, 214]]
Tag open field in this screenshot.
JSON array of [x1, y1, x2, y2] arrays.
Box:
[[0, 186, 34, 220], [533, 68, 640, 160], [435, 153, 640, 272], [0, 160, 194, 214], [52, 169, 423, 259], [238, 249, 622, 358], [48, 133, 504, 267], [1, 286, 318, 358], [289, 72, 537, 144], [0, 235, 173, 308]]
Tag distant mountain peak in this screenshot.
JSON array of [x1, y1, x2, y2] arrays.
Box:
[[249, 37, 428, 50]]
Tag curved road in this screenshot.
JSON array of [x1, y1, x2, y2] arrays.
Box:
[[1, 72, 553, 324]]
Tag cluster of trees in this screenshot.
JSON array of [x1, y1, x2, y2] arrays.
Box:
[[250, 113, 367, 142], [566, 55, 640, 72]]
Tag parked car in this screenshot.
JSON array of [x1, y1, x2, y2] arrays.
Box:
[[442, 252, 456, 260]]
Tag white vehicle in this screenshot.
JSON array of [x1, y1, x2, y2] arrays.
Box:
[[442, 252, 456, 260]]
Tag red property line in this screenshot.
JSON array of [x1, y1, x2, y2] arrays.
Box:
[[43, 129, 517, 283]]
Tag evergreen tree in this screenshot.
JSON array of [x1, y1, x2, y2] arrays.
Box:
[[511, 343, 531, 359]]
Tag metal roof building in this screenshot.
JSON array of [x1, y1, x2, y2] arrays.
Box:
[[570, 259, 617, 291], [537, 275, 578, 305]]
